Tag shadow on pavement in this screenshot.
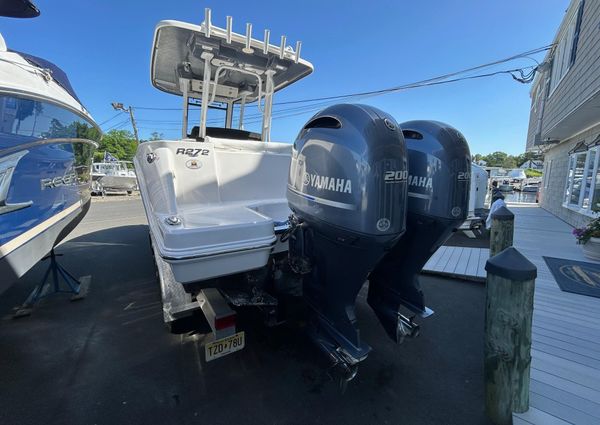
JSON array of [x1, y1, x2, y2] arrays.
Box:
[[0, 224, 491, 425]]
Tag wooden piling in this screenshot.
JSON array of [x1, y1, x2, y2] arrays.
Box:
[[484, 247, 537, 425], [490, 206, 514, 257]]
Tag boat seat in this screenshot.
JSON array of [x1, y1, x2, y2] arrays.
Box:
[[158, 200, 290, 259]]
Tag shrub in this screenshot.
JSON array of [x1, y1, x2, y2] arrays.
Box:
[[573, 218, 600, 244], [524, 168, 542, 178]]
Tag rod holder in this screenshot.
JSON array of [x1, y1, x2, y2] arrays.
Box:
[[226, 16, 232, 43], [263, 29, 270, 54], [204, 8, 211, 37], [279, 35, 286, 59], [243, 23, 253, 53], [295, 41, 302, 63]]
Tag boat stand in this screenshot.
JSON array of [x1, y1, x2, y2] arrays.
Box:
[[14, 249, 90, 318]]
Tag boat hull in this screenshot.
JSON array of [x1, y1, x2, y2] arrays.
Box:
[[0, 139, 96, 292], [95, 175, 137, 192], [164, 244, 275, 284], [135, 137, 292, 285]]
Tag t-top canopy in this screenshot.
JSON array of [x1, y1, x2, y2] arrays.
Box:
[[150, 18, 314, 104]]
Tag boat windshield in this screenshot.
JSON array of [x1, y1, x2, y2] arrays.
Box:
[[489, 169, 508, 178], [93, 162, 133, 174], [0, 94, 101, 152]]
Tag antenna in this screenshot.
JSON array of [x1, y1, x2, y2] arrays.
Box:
[[226, 16, 233, 43], [243, 23, 254, 54], [279, 35, 286, 59], [295, 41, 302, 63], [263, 29, 270, 54], [204, 8, 212, 38]]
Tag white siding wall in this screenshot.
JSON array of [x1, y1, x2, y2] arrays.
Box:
[[542, 0, 600, 137]]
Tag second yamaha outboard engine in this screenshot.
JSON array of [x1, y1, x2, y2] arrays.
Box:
[[368, 120, 471, 343], [287, 104, 408, 375]]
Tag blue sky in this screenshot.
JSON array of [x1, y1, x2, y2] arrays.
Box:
[[2, 0, 569, 154]]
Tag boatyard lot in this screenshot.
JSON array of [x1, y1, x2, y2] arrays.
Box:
[[0, 197, 491, 425]]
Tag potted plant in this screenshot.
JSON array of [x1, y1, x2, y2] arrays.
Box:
[[573, 218, 600, 260]]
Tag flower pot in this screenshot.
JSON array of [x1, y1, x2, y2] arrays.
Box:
[[582, 238, 600, 261]]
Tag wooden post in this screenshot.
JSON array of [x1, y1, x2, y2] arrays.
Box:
[[490, 206, 514, 257], [484, 247, 537, 425]]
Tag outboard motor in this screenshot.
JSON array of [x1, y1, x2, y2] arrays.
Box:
[[368, 120, 471, 343], [287, 104, 408, 374]]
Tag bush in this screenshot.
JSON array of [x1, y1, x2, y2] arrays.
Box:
[[524, 168, 542, 178], [573, 218, 600, 244]]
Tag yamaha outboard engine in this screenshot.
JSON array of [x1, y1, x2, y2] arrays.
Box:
[[368, 120, 471, 343], [287, 104, 408, 374]]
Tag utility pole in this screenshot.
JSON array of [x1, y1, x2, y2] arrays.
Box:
[[111, 102, 139, 143]]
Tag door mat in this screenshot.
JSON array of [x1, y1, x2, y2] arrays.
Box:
[[543, 257, 600, 299]]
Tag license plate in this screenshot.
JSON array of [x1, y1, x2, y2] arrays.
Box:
[[205, 331, 245, 362]]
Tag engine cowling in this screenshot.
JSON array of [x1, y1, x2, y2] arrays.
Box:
[[368, 120, 471, 343], [287, 104, 408, 363], [287, 104, 407, 239]]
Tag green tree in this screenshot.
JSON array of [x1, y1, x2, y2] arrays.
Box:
[[515, 151, 540, 167], [149, 131, 164, 141], [482, 151, 509, 167], [501, 156, 517, 168], [473, 151, 543, 168], [94, 129, 137, 162]]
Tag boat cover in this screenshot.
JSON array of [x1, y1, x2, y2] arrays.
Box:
[[9, 50, 83, 104]]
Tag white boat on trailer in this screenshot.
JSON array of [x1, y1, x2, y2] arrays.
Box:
[[136, 10, 471, 383], [91, 160, 137, 195], [136, 12, 311, 283], [135, 11, 312, 352]]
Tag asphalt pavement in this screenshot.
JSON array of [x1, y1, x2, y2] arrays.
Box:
[[0, 197, 492, 425]]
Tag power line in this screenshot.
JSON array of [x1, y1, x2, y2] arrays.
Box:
[[273, 46, 551, 106], [98, 111, 125, 127], [111, 102, 139, 143], [134, 64, 539, 133], [239, 66, 539, 125], [129, 44, 552, 112], [104, 118, 131, 131]]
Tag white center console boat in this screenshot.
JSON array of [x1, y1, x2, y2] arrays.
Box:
[[136, 11, 471, 383], [91, 160, 137, 195], [135, 13, 312, 286]]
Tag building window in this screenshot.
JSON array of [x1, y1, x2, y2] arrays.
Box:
[[549, 0, 585, 95], [569, 153, 586, 205], [564, 143, 600, 215], [581, 150, 596, 209]]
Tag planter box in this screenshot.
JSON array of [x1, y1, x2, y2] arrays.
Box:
[[582, 238, 600, 261]]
